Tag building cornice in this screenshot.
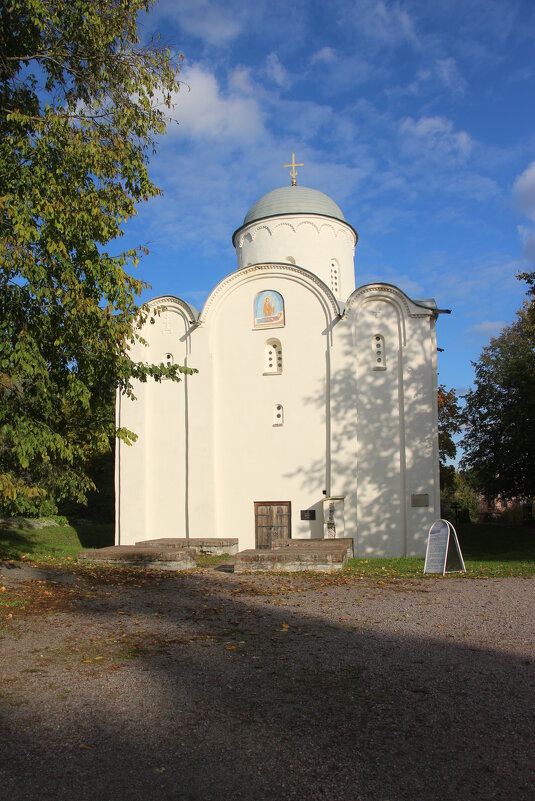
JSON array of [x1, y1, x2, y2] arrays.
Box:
[[145, 295, 200, 322], [232, 212, 358, 248], [345, 283, 440, 318], [200, 262, 340, 322]]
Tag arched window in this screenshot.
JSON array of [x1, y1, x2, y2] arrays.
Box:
[[264, 339, 283, 374], [161, 352, 174, 381], [330, 259, 340, 295], [372, 335, 386, 370], [273, 404, 284, 426]]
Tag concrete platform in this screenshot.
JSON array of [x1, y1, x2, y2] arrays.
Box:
[[234, 543, 349, 574], [272, 537, 354, 558], [135, 538, 239, 555], [77, 546, 196, 570]]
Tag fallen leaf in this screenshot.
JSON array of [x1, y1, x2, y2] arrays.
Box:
[[79, 743, 93, 750]]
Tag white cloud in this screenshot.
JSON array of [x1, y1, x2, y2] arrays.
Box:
[[465, 321, 507, 337], [228, 66, 256, 95], [435, 57, 466, 94], [517, 225, 535, 263], [513, 161, 535, 263], [266, 53, 288, 87], [513, 160, 535, 219], [399, 116, 472, 161], [347, 0, 420, 48], [311, 47, 336, 64], [157, 0, 242, 46], [172, 64, 265, 142], [442, 172, 500, 202]]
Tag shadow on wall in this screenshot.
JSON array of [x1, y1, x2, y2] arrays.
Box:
[[0, 572, 532, 801], [285, 305, 435, 556]]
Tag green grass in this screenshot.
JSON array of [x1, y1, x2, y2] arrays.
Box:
[[195, 552, 231, 568], [343, 557, 426, 578], [1, 520, 534, 578], [0, 521, 114, 565], [343, 523, 535, 578]]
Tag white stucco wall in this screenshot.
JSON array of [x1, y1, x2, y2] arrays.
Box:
[[199, 265, 339, 548], [337, 285, 440, 557], [116, 214, 442, 557], [116, 299, 192, 544]]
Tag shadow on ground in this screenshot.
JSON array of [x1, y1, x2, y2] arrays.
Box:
[[0, 570, 533, 801]]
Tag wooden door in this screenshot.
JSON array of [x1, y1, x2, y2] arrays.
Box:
[[254, 502, 291, 549]]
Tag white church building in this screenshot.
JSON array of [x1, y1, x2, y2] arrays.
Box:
[[115, 171, 447, 557]]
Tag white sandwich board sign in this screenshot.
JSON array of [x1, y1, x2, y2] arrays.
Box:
[[424, 519, 466, 575]]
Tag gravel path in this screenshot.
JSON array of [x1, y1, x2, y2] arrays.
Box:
[[0, 565, 534, 801]]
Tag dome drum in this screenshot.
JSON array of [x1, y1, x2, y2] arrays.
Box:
[[233, 186, 358, 300]]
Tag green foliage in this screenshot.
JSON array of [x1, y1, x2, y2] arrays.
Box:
[[437, 384, 462, 497], [0, 519, 114, 562], [460, 295, 535, 501], [441, 470, 481, 523], [0, 1, 194, 516], [517, 269, 535, 298], [437, 384, 462, 465]]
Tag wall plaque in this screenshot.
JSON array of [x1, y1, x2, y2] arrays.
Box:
[[411, 493, 429, 507], [300, 510, 316, 520]]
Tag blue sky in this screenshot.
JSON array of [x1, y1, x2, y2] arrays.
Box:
[[123, 0, 535, 397]]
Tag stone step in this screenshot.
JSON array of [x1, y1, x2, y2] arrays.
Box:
[[272, 538, 354, 557], [77, 546, 196, 571], [234, 547, 347, 574], [135, 538, 239, 555]]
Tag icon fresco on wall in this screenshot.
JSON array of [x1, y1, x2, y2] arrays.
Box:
[[254, 290, 285, 329]]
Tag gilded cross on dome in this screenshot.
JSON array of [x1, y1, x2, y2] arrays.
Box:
[[284, 152, 304, 186]]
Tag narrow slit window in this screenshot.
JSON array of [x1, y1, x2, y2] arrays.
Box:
[[264, 338, 283, 374], [273, 404, 284, 426], [330, 259, 340, 295], [372, 335, 386, 370]]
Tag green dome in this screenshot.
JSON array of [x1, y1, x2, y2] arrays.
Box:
[[243, 186, 346, 225]]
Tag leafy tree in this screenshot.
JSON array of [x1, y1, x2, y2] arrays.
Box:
[[517, 270, 535, 299], [0, 1, 191, 516], [460, 293, 535, 501], [437, 384, 462, 494], [441, 470, 481, 523]]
